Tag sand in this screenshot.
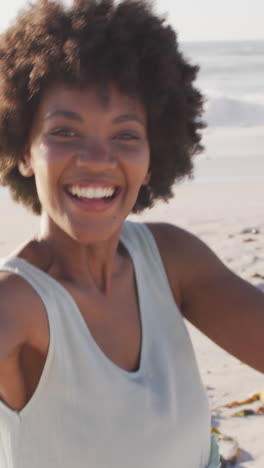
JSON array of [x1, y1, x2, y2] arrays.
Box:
[[0, 170, 264, 467]]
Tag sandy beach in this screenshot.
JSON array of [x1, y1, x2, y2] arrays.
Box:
[[0, 148, 264, 467]]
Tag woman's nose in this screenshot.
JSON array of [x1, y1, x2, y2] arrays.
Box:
[[75, 137, 117, 170]]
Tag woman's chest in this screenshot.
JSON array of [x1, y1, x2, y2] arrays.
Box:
[[0, 275, 142, 412], [70, 277, 142, 373]]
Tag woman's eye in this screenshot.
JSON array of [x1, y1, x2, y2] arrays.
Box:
[[50, 128, 77, 137], [114, 132, 140, 141]]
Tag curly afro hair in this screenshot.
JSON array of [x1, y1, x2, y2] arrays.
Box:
[[0, 0, 204, 215]]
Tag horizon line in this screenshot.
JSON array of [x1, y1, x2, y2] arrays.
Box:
[[180, 38, 264, 44]]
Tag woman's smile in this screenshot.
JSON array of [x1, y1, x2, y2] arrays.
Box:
[[64, 181, 122, 212]]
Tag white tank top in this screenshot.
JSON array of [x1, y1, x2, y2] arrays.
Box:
[[0, 221, 220, 468]]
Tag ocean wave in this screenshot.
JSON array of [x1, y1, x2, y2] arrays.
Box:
[[182, 40, 264, 58], [204, 96, 264, 127]]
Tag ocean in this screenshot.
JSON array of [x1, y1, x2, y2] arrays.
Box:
[[180, 40, 264, 183], [181, 40, 264, 128]]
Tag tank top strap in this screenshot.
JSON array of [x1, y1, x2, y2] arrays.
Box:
[[121, 221, 162, 261], [120, 221, 176, 305]]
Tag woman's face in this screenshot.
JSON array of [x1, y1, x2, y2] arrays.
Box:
[[23, 83, 150, 243]]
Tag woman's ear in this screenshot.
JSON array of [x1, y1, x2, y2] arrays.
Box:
[[143, 170, 151, 186], [18, 152, 34, 177]]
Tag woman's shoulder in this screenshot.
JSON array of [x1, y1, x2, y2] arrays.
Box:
[[0, 246, 48, 322], [143, 221, 226, 307], [0, 258, 48, 361], [145, 221, 222, 264], [145, 221, 212, 262], [126, 220, 199, 248]]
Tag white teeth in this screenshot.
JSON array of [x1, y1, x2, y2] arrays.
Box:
[[68, 185, 115, 199]]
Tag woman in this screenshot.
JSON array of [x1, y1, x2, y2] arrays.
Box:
[[0, 1, 263, 467]]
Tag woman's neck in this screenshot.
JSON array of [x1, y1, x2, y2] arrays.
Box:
[[34, 214, 126, 295]]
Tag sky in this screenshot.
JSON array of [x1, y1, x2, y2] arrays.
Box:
[[0, 0, 264, 42]]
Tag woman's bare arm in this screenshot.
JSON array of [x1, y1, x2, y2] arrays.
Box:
[[148, 222, 264, 373]]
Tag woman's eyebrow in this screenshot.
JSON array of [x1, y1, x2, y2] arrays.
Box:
[[44, 110, 82, 121], [44, 110, 145, 126], [113, 114, 146, 126]]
